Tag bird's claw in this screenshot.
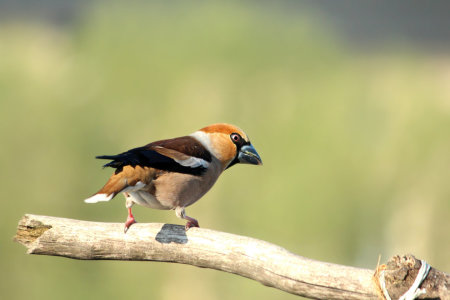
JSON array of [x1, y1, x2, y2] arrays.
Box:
[[124, 216, 137, 233], [185, 219, 199, 231]]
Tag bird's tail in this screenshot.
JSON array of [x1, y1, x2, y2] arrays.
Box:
[[96, 149, 144, 171], [84, 172, 128, 204], [84, 193, 114, 203], [96, 154, 124, 169]]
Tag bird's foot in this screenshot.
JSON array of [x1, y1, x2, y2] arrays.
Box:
[[175, 207, 200, 231], [185, 217, 199, 231], [124, 216, 137, 233], [124, 208, 137, 233]]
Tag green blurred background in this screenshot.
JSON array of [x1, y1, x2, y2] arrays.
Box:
[[1, 1, 449, 299]]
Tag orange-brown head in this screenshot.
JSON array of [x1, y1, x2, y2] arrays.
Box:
[[191, 123, 262, 170]]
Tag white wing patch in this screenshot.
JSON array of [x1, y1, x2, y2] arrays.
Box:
[[84, 193, 114, 203], [153, 144, 210, 169], [174, 156, 210, 168]]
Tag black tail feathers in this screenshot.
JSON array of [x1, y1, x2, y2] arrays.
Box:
[[96, 149, 145, 172], [96, 154, 125, 169]]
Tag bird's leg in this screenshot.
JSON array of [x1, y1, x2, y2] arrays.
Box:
[[175, 207, 199, 230], [124, 193, 137, 233]]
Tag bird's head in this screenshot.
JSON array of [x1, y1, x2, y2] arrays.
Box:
[[190, 123, 262, 170]]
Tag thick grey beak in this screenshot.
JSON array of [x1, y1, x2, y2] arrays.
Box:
[[238, 144, 263, 165]]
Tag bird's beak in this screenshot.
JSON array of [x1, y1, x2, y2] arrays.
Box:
[[238, 144, 263, 165]]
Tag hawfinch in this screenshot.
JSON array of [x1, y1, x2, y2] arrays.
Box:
[[85, 123, 262, 232]]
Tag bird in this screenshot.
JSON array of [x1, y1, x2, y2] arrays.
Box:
[[84, 123, 262, 232]]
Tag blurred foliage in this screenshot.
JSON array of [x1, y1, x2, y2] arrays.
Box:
[[1, 2, 449, 300]]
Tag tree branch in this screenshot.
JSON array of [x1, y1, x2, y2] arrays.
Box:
[[14, 214, 449, 300]]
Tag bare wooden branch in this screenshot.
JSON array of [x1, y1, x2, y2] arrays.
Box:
[[14, 214, 450, 300]]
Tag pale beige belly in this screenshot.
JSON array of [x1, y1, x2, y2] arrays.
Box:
[[128, 169, 220, 210], [128, 190, 170, 210]]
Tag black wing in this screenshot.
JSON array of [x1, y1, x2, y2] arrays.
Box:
[[96, 136, 211, 176]]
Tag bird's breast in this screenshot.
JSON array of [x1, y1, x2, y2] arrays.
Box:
[[153, 163, 222, 208]]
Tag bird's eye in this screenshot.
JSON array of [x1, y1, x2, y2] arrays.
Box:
[[231, 133, 241, 143]]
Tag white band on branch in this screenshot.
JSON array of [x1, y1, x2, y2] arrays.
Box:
[[399, 260, 431, 300], [379, 268, 392, 300], [380, 259, 431, 300]]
